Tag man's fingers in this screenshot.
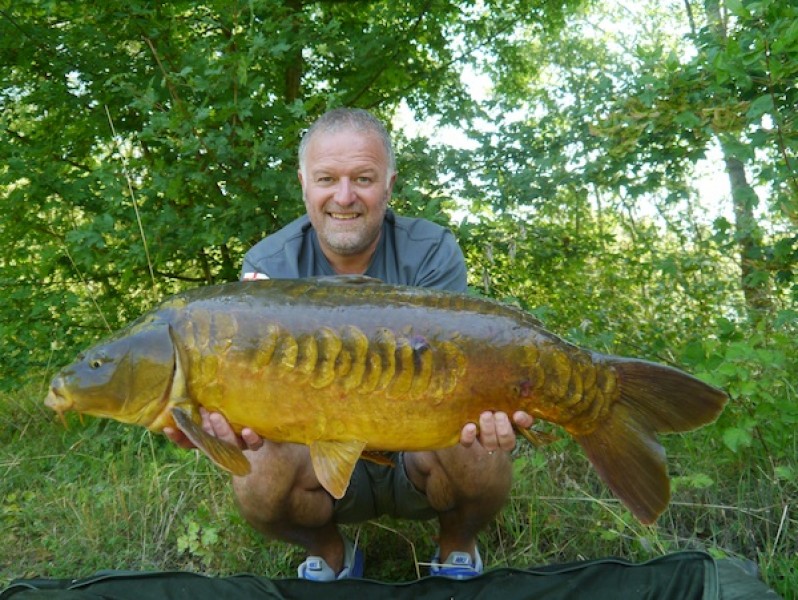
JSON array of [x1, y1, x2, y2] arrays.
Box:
[[512, 410, 535, 430], [494, 411, 518, 451], [459, 422, 478, 447], [478, 411, 500, 451], [460, 411, 523, 452], [163, 426, 195, 450], [200, 407, 214, 435], [241, 428, 264, 451], [165, 410, 263, 454], [208, 411, 244, 448]]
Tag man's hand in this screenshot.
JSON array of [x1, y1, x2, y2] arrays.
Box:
[[459, 411, 534, 453], [163, 408, 264, 452]]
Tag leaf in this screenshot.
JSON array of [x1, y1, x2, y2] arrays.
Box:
[[722, 427, 753, 453], [687, 473, 714, 489], [708, 547, 729, 560], [774, 465, 794, 481], [745, 95, 774, 120], [673, 111, 702, 128], [681, 341, 707, 366], [672, 473, 715, 492], [201, 526, 219, 547]]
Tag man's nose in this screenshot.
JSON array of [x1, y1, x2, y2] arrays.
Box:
[[334, 178, 356, 204]]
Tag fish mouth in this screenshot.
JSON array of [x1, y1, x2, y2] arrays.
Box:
[[44, 386, 73, 427]]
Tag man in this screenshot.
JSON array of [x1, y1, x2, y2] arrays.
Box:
[[166, 108, 533, 581]]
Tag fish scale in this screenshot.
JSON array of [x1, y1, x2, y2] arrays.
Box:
[[212, 315, 463, 401], [44, 276, 728, 524], [312, 327, 342, 389]]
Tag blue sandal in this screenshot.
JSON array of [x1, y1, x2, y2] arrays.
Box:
[[297, 536, 365, 581], [430, 546, 484, 579]]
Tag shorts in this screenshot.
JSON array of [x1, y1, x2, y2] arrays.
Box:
[[332, 452, 437, 524]]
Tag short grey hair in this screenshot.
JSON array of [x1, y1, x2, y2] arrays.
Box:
[[298, 108, 396, 182]]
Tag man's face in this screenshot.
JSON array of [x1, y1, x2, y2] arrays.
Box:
[[299, 127, 396, 263]]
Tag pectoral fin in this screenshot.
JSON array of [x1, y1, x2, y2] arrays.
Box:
[[172, 406, 251, 476], [310, 439, 367, 499], [515, 424, 558, 447]]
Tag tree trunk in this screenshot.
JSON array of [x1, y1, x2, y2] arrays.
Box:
[[285, 0, 304, 103], [703, 0, 773, 319], [722, 151, 773, 316]]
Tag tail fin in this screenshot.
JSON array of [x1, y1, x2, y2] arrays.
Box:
[[574, 356, 728, 524]]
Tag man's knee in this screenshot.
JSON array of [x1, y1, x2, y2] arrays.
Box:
[[406, 447, 513, 511], [231, 442, 332, 525]]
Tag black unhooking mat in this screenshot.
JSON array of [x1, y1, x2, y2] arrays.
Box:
[[1, 551, 780, 600]]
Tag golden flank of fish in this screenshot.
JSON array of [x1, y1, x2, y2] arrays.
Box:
[[44, 276, 728, 524]]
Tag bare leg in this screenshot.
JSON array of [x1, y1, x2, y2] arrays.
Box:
[[203, 414, 347, 573], [233, 441, 347, 570], [404, 444, 512, 561]]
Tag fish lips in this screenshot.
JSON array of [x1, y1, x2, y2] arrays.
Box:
[[44, 380, 73, 425]]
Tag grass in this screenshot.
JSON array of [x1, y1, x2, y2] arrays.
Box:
[[1, 379, 795, 596]]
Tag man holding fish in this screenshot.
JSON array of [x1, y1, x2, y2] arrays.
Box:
[[165, 108, 536, 581]]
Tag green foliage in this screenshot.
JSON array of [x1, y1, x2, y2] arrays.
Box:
[[0, 381, 277, 579], [680, 309, 798, 467]]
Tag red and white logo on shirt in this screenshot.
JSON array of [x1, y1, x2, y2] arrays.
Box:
[[242, 271, 270, 281]]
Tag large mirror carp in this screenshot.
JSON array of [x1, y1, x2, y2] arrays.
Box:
[[45, 276, 728, 524]]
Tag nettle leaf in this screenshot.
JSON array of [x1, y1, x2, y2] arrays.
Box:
[[722, 427, 753, 453]]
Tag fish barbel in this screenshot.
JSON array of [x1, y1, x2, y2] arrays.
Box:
[[44, 276, 728, 524]]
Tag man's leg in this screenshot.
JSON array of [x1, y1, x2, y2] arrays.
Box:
[[202, 409, 523, 574], [403, 410, 518, 563], [404, 443, 512, 562], [234, 442, 348, 571], [205, 414, 348, 574]]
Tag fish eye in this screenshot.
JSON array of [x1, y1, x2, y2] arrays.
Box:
[[89, 358, 104, 369]]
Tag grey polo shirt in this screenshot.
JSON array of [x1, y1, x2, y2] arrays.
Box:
[[240, 209, 467, 293]]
